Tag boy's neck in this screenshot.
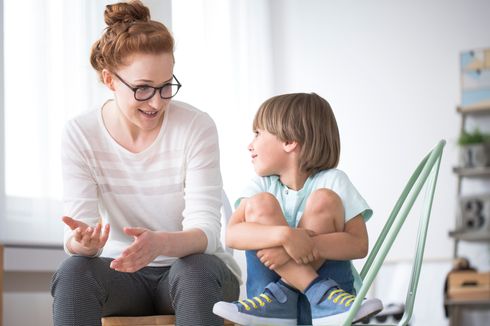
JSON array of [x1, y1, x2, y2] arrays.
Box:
[[280, 170, 310, 191]]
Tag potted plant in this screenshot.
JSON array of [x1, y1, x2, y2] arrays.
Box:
[[458, 129, 490, 168]]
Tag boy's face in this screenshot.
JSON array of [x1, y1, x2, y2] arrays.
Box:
[[248, 129, 288, 176]]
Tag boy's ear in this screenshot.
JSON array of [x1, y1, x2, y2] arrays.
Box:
[[283, 140, 299, 153], [102, 69, 116, 91]]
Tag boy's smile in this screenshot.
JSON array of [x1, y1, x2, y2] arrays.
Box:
[[248, 129, 288, 177]]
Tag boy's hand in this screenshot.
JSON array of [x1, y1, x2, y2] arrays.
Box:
[[257, 247, 291, 270], [63, 216, 110, 256], [282, 228, 319, 265]]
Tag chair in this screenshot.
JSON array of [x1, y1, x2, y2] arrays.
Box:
[[101, 191, 237, 326], [341, 139, 446, 326], [103, 140, 446, 326]]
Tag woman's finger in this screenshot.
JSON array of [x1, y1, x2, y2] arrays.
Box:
[[62, 216, 79, 230], [92, 223, 102, 238], [99, 224, 110, 247], [80, 227, 94, 247], [73, 228, 83, 242]]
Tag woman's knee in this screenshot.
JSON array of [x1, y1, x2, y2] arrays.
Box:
[[55, 256, 109, 276], [244, 192, 283, 224], [169, 254, 237, 298], [51, 256, 110, 295], [169, 254, 220, 284]]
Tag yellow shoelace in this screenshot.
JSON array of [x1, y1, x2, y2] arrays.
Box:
[[238, 294, 273, 311], [327, 289, 356, 307]]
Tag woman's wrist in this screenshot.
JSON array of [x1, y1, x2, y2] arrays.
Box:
[[67, 236, 100, 257]]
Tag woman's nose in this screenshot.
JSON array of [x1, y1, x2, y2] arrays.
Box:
[[148, 92, 166, 108]]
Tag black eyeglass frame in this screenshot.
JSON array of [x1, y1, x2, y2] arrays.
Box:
[[113, 72, 182, 101]]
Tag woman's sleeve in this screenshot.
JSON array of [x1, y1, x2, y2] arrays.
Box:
[[61, 121, 100, 254], [182, 112, 223, 254]]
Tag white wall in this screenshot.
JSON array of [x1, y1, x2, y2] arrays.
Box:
[[3, 0, 489, 325], [265, 0, 490, 324]]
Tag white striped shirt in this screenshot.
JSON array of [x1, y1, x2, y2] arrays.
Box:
[[62, 100, 241, 281]]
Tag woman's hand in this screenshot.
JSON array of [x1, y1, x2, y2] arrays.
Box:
[[63, 216, 110, 256], [257, 246, 291, 270], [282, 228, 318, 265], [110, 227, 163, 273]]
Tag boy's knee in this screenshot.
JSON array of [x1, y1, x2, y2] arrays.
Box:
[[245, 192, 281, 223], [302, 189, 344, 232], [307, 188, 343, 215]]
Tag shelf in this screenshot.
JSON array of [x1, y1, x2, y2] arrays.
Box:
[[453, 166, 490, 178], [457, 102, 490, 114], [445, 298, 490, 306], [449, 230, 490, 241]]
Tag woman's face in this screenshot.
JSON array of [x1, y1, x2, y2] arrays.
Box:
[[109, 52, 175, 133]]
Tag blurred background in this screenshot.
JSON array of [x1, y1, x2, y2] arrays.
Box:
[[1, 0, 489, 325]]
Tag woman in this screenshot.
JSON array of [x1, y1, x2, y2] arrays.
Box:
[[50, 1, 240, 325]]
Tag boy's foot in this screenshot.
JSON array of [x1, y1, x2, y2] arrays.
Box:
[[305, 279, 383, 325], [213, 281, 298, 325]]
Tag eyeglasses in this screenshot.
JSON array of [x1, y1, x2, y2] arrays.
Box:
[[113, 72, 182, 101]]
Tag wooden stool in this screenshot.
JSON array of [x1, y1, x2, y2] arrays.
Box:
[[101, 315, 236, 326]]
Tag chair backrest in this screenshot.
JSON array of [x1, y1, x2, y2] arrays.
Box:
[[343, 140, 446, 326], [221, 190, 234, 255]]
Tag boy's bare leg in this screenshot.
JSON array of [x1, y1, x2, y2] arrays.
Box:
[[297, 188, 344, 270], [274, 189, 344, 291], [245, 189, 344, 292], [244, 192, 289, 226]]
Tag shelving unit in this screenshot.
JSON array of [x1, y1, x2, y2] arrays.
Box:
[[447, 104, 490, 326], [450, 104, 490, 255]]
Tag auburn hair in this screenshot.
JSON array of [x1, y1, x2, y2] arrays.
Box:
[[253, 93, 340, 174], [90, 0, 174, 81]]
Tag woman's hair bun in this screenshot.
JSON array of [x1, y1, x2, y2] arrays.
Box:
[[104, 0, 150, 27]]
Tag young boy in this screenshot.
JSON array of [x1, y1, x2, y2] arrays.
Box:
[[213, 93, 383, 325]]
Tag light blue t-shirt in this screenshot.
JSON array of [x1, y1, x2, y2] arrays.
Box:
[[237, 168, 372, 292], [238, 168, 372, 227]]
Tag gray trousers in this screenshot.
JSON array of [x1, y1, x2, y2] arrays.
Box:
[[51, 254, 239, 326]]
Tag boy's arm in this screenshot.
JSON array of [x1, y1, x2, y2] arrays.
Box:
[[226, 198, 317, 264], [225, 198, 291, 250], [312, 214, 369, 260]]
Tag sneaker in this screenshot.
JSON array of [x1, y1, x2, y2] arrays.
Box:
[[305, 279, 383, 325], [213, 281, 298, 325]]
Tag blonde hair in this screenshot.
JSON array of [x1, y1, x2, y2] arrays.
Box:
[[253, 93, 340, 174], [90, 0, 174, 81]]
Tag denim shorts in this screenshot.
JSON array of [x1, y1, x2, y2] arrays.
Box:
[[245, 250, 354, 325]]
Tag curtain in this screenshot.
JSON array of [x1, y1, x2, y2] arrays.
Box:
[[4, 0, 112, 201], [2, 0, 114, 235], [171, 0, 274, 203]]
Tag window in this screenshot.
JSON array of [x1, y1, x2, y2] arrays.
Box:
[[1, 0, 112, 240]]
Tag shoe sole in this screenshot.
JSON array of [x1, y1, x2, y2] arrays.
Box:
[[312, 298, 384, 325], [213, 302, 296, 326]]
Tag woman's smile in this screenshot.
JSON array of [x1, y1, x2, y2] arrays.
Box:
[[138, 108, 160, 119]]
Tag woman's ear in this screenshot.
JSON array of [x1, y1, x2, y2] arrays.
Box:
[[101, 69, 115, 91], [283, 140, 299, 153]]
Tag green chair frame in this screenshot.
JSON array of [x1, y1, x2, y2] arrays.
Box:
[[342, 139, 446, 326]]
